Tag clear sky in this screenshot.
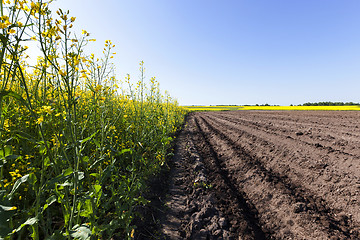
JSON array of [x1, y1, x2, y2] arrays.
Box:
[[45, 0, 360, 105]]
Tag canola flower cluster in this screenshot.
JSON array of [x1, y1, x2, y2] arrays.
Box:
[[0, 0, 187, 239]]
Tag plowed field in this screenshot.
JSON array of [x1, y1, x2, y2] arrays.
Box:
[[160, 111, 360, 239]]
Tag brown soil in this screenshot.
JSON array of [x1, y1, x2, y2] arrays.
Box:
[[137, 111, 360, 239]]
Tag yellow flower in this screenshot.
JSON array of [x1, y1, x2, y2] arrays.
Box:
[[58, 69, 66, 77], [94, 85, 102, 92], [70, 17, 76, 22], [4, 119, 9, 129], [0, 15, 9, 21], [9, 206, 17, 211], [36, 116, 44, 124], [42, 105, 53, 114], [8, 29, 16, 34], [1, 20, 12, 28]]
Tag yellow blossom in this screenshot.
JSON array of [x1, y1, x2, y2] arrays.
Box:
[[94, 85, 102, 92], [36, 116, 44, 124], [4, 119, 9, 129], [0, 15, 9, 21], [58, 69, 66, 77], [42, 105, 53, 114]]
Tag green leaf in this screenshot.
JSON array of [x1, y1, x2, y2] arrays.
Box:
[[13, 217, 38, 233], [0, 90, 27, 108], [92, 184, 102, 207], [8, 174, 29, 200], [0, 145, 12, 159], [28, 173, 37, 187], [89, 173, 100, 179], [93, 184, 101, 195], [70, 224, 91, 240], [46, 168, 73, 189], [44, 157, 51, 168], [57, 181, 72, 187], [42, 195, 57, 213], [79, 199, 93, 218], [0, 205, 17, 211], [79, 131, 98, 144], [82, 156, 89, 163], [39, 143, 47, 155], [119, 148, 132, 155]]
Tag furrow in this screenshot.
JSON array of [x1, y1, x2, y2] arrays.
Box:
[[196, 113, 357, 239]]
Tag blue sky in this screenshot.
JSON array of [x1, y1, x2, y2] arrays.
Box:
[[48, 0, 360, 105]]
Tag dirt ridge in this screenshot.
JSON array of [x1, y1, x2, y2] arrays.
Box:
[[160, 120, 232, 239]]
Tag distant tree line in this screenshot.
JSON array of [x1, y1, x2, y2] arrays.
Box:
[[254, 104, 280, 106], [300, 101, 360, 106]]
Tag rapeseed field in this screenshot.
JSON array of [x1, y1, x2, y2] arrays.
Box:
[[0, 1, 186, 239]]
